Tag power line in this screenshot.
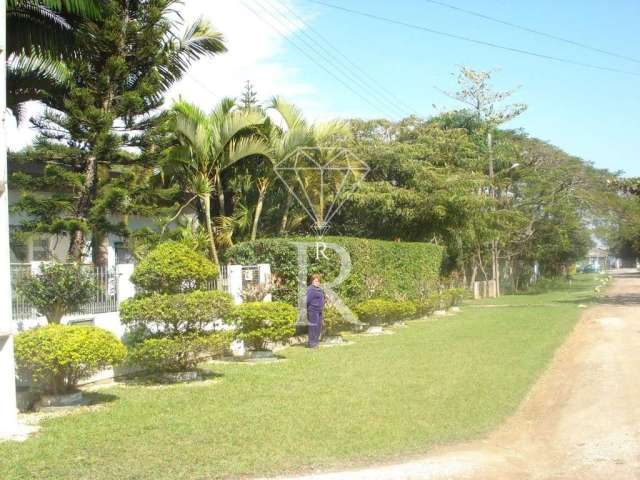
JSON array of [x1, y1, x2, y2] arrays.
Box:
[[258, 0, 408, 118], [423, 0, 640, 65], [268, 0, 418, 116], [307, 0, 640, 78], [240, 0, 402, 119]]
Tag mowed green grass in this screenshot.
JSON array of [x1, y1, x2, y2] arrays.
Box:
[[0, 274, 598, 480]]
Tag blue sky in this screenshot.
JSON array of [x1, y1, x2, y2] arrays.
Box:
[[256, 0, 640, 175], [9, 0, 639, 175]]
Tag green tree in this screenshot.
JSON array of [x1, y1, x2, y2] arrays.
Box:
[[238, 80, 259, 110], [18, 262, 97, 324], [164, 98, 270, 264], [11, 1, 226, 266]]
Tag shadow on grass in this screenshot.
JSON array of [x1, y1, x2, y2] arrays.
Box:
[[82, 391, 119, 405], [116, 369, 223, 387]]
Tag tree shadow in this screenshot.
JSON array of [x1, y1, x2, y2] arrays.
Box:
[[82, 391, 119, 405]]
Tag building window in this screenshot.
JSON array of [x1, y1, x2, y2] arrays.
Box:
[[115, 242, 134, 264], [32, 235, 52, 261]]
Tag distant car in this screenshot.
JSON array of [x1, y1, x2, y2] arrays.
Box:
[[580, 264, 597, 273]]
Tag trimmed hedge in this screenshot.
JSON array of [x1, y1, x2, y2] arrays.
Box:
[[353, 299, 417, 326], [225, 237, 443, 305], [14, 325, 127, 394], [230, 301, 297, 351], [131, 241, 218, 294], [120, 290, 233, 335]]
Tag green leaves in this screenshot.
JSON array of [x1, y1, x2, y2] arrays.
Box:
[[230, 302, 297, 351], [18, 263, 97, 324], [14, 324, 126, 394], [130, 241, 218, 294]]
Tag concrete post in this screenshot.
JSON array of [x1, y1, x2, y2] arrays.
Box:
[[116, 263, 136, 304], [0, 0, 20, 438], [257, 263, 272, 302], [227, 265, 243, 305]]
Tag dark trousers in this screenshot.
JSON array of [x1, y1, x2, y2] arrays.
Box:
[[307, 309, 323, 347]]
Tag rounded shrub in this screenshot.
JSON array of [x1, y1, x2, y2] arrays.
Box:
[[322, 305, 356, 337], [120, 290, 233, 335], [353, 298, 417, 326], [14, 325, 126, 394], [130, 241, 218, 294], [126, 332, 231, 373], [230, 301, 297, 351]]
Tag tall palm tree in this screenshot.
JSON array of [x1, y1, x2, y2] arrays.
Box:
[[167, 98, 270, 264], [268, 97, 351, 234]]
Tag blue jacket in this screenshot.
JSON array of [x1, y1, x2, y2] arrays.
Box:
[[306, 285, 325, 311]]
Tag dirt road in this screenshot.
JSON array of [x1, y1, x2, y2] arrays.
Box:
[[274, 270, 640, 480]]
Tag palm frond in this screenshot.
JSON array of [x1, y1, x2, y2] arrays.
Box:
[[158, 17, 226, 91], [270, 96, 307, 130], [7, 53, 71, 118]]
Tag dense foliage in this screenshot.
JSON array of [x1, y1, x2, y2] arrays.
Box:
[[230, 301, 297, 351], [14, 324, 126, 394], [130, 241, 218, 294], [18, 263, 96, 324], [120, 290, 233, 335], [226, 237, 443, 305], [353, 299, 417, 326], [9, 0, 225, 265], [125, 332, 230, 374]]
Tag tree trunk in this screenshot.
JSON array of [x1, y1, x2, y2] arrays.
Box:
[[68, 155, 98, 261], [279, 192, 293, 234], [92, 231, 109, 267], [216, 174, 226, 217], [202, 194, 219, 266], [251, 191, 266, 242]]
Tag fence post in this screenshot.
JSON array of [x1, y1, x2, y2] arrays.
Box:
[[257, 263, 272, 302], [227, 265, 243, 305], [116, 263, 136, 304]]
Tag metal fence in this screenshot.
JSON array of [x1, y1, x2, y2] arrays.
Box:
[[10, 263, 119, 321]]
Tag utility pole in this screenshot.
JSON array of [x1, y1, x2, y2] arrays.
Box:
[[487, 130, 500, 297], [0, 0, 20, 439]]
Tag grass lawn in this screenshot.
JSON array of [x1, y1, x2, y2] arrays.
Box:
[[0, 274, 599, 479]]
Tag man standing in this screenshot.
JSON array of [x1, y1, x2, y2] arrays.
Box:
[[306, 274, 325, 348]]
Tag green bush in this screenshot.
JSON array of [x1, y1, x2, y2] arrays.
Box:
[[353, 299, 417, 326], [130, 241, 218, 294], [120, 290, 233, 335], [322, 305, 357, 337], [230, 301, 297, 351], [14, 325, 126, 394], [18, 263, 97, 324], [225, 237, 443, 305], [125, 332, 230, 373], [416, 292, 442, 317]]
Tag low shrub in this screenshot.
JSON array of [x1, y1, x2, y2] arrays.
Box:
[[230, 301, 297, 351], [416, 292, 442, 317], [322, 305, 357, 337], [120, 290, 233, 335], [130, 241, 218, 294], [125, 332, 231, 373], [18, 263, 97, 324], [14, 325, 126, 394], [353, 299, 417, 326]]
